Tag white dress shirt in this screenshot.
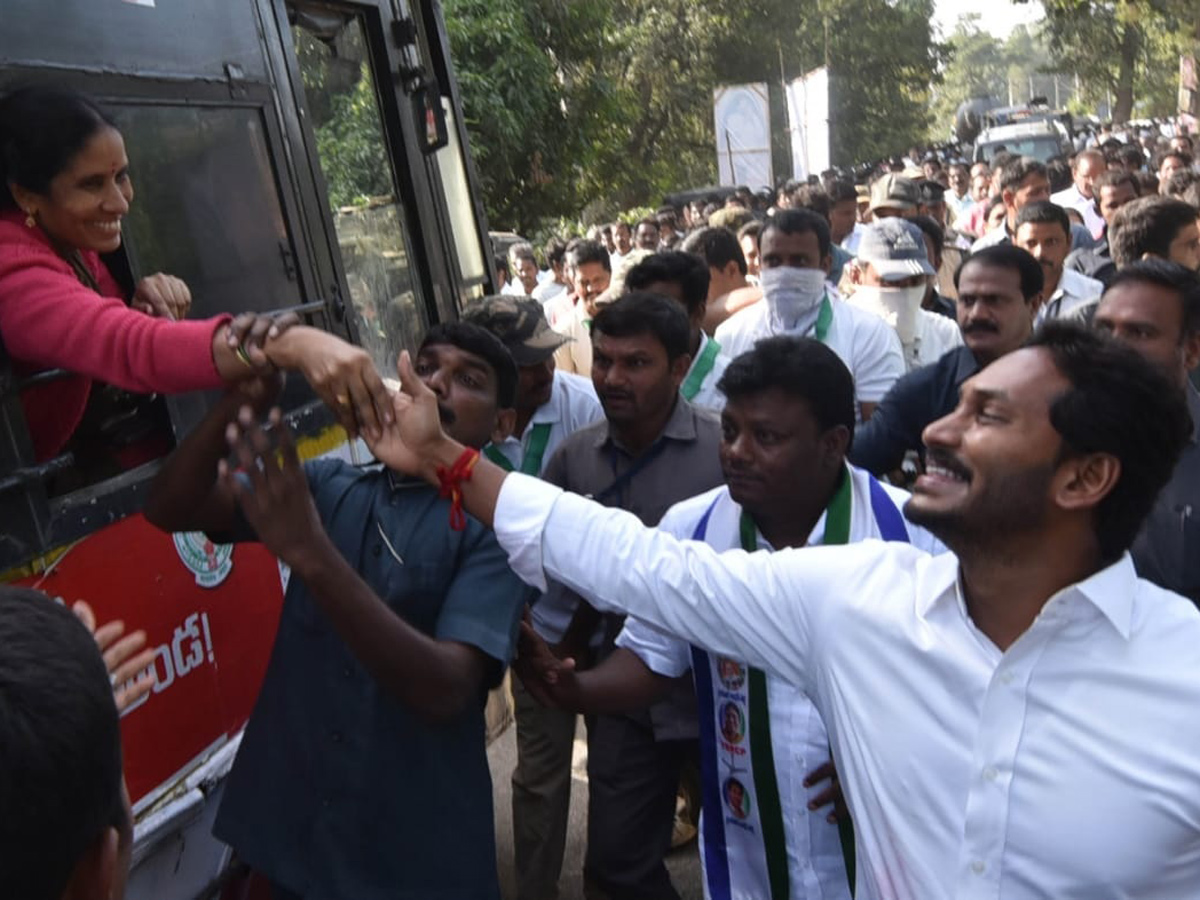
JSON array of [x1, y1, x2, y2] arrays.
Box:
[[1035, 267, 1104, 325], [494, 473, 1200, 900], [487, 370, 602, 474], [1051, 184, 1105, 240], [715, 298, 905, 408], [618, 472, 940, 900]]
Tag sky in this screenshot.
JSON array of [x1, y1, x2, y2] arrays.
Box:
[[932, 0, 1044, 40]]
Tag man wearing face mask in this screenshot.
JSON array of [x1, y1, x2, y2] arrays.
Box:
[[849, 244, 1044, 477], [715, 209, 905, 420], [848, 219, 963, 372]]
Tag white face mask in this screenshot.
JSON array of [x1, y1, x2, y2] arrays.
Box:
[[759, 266, 827, 331], [854, 284, 926, 344]]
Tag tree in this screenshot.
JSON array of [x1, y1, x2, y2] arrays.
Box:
[[1033, 0, 1196, 121]]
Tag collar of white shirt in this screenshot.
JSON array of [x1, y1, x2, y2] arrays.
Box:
[[920, 552, 1137, 641]]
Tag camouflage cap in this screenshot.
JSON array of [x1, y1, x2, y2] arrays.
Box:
[[462, 295, 570, 366]]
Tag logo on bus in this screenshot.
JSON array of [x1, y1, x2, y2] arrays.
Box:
[[172, 532, 233, 588]]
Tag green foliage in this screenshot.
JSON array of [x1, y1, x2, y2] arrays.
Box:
[[445, 0, 943, 235]]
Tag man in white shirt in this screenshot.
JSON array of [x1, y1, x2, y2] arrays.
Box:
[[1050, 149, 1107, 240], [715, 209, 905, 419], [371, 319, 1200, 900], [624, 251, 731, 411], [610, 220, 633, 270], [515, 336, 941, 900], [532, 238, 569, 305], [545, 239, 611, 376], [847, 219, 963, 372], [1013, 202, 1103, 322], [971, 157, 1052, 252]]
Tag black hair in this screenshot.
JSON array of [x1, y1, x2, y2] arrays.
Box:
[[827, 179, 858, 204], [681, 226, 747, 276], [544, 237, 567, 268], [789, 185, 832, 220], [1109, 196, 1200, 267], [655, 207, 678, 228], [591, 291, 691, 361], [1046, 157, 1072, 193], [569, 238, 612, 273], [1028, 321, 1193, 562], [1014, 200, 1071, 236], [761, 209, 832, 259], [1163, 169, 1200, 201], [420, 321, 518, 408], [999, 157, 1048, 195], [1116, 145, 1145, 170], [636, 216, 660, 233], [493, 254, 510, 279], [1093, 169, 1140, 197], [954, 243, 1044, 302], [718, 336, 855, 445], [909, 214, 945, 253], [0, 85, 118, 210], [613, 220, 632, 235], [624, 251, 711, 319], [989, 151, 1015, 174], [1154, 149, 1193, 172], [0, 586, 124, 900], [1105, 259, 1200, 339]]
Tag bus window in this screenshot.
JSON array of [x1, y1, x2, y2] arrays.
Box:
[[436, 97, 488, 294], [290, 5, 426, 378], [114, 104, 300, 321]]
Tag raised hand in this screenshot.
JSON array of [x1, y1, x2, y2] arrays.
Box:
[[217, 406, 328, 569], [132, 272, 192, 321], [365, 350, 453, 479], [73, 600, 157, 713]]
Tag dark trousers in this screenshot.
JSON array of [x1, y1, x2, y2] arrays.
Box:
[[583, 712, 695, 900]]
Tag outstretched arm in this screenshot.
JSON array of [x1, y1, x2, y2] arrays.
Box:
[[365, 351, 869, 689]]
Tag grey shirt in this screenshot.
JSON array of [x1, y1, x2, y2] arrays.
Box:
[[1131, 384, 1200, 608], [540, 395, 725, 739]]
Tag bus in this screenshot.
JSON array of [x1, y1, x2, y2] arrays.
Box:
[[0, 1, 496, 895]]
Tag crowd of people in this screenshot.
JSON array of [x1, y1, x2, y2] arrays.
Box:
[[5, 80, 1200, 900]]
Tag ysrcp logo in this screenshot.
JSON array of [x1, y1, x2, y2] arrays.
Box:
[[172, 532, 233, 588]]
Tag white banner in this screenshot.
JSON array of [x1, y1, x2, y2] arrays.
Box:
[[713, 83, 772, 188], [785, 67, 830, 180]]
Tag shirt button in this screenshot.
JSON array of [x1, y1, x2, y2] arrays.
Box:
[[372, 544, 382, 557], [983, 766, 999, 782], [1000, 671, 1014, 685], [331, 731, 343, 743], [343, 667, 353, 678], [971, 860, 986, 875]]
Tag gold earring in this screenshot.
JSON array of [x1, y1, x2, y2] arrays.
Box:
[[23, 211, 35, 228]]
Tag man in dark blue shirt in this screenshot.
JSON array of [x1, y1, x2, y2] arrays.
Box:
[[850, 245, 1044, 477], [145, 323, 528, 900], [1094, 260, 1200, 606]]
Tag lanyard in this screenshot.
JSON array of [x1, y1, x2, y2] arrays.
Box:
[[738, 466, 854, 896], [681, 336, 722, 401], [482, 422, 552, 475], [593, 438, 669, 504]]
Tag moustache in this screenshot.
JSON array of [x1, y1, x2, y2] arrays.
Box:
[[600, 390, 634, 403], [924, 448, 972, 482], [437, 403, 457, 425], [962, 320, 999, 336]]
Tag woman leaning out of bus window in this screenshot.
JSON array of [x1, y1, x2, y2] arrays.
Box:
[[0, 85, 392, 463]]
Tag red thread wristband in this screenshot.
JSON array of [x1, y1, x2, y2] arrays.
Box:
[[436, 447, 480, 531]]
